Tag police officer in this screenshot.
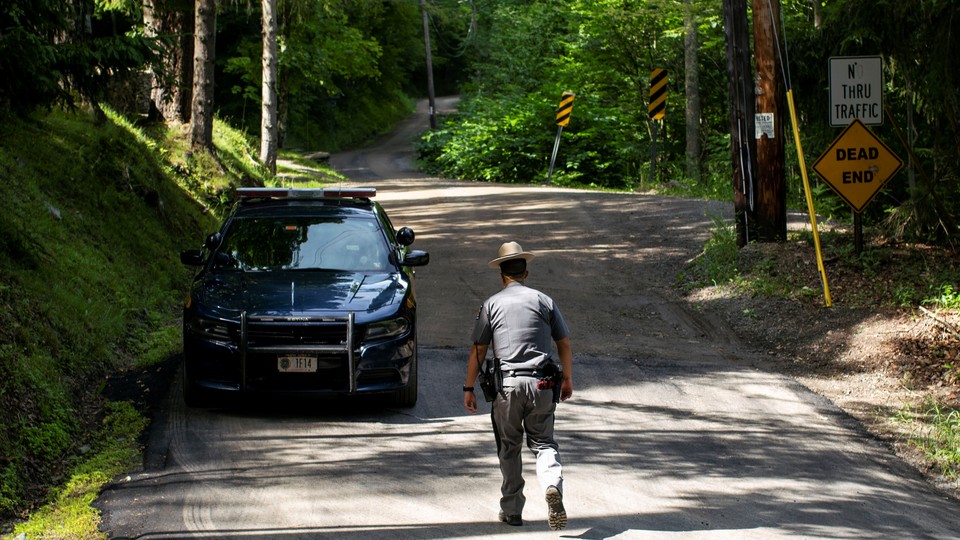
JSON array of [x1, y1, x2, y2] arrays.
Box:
[[462, 241, 574, 531]]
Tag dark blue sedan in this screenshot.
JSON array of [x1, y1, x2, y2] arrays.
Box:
[[179, 188, 429, 407]]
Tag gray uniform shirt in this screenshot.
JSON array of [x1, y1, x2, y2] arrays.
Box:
[[471, 282, 570, 369]]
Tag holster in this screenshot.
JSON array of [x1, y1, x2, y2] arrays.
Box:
[[478, 357, 502, 402], [541, 361, 563, 404]]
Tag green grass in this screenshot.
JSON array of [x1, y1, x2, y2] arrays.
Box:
[[924, 284, 960, 311], [0, 106, 215, 534], [8, 402, 147, 540], [0, 105, 343, 538], [676, 215, 740, 290], [274, 149, 346, 187], [898, 401, 960, 480]]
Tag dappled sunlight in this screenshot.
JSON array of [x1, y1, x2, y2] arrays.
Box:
[[102, 350, 958, 539]]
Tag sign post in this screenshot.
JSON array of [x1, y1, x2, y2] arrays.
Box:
[[546, 91, 575, 184]]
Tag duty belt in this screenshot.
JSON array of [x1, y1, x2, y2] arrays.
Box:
[[502, 368, 540, 378]]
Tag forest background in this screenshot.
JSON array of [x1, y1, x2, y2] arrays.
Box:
[[1, 0, 959, 537]]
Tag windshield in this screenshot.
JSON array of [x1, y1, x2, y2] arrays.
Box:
[[213, 216, 391, 272]]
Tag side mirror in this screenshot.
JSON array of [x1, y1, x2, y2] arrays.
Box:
[[204, 232, 222, 250], [396, 227, 415, 247], [401, 249, 429, 267], [180, 250, 205, 266]]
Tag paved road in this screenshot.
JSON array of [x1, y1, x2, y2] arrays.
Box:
[[96, 100, 960, 539]]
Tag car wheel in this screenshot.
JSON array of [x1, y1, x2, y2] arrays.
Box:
[[392, 355, 418, 407]]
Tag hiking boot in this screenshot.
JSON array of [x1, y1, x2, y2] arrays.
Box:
[[498, 510, 522, 526], [545, 486, 566, 531]]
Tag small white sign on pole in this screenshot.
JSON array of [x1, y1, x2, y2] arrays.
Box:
[[829, 56, 883, 127], [755, 113, 775, 139]]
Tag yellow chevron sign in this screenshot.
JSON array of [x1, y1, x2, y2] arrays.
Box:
[[556, 92, 575, 127], [648, 68, 667, 120]]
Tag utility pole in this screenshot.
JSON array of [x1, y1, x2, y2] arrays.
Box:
[[723, 0, 756, 247], [420, 0, 437, 130], [752, 0, 786, 241]]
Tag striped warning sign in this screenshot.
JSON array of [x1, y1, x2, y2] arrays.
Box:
[[556, 91, 575, 127], [648, 69, 667, 120]]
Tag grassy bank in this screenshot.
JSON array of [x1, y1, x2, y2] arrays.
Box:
[[0, 107, 273, 538]]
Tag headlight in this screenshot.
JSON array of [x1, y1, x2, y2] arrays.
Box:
[[187, 315, 236, 342], [364, 317, 409, 341]]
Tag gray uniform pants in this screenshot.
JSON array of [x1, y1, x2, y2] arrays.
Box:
[[491, 376, 563, 515]]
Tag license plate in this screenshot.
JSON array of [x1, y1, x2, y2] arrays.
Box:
[[278, 354, 317, 373]]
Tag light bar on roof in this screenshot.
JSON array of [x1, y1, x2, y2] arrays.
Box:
[[237, 187, 376, 199], [320, 187, 376, 198]]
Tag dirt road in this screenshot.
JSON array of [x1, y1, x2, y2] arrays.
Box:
[[96, 99, 960, 539]]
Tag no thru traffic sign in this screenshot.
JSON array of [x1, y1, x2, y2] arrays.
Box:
[[830, 56, 883, 127], [812, 118, 903, 213]]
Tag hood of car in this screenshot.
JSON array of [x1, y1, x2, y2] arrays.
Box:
[[194, 270, 407, 318]]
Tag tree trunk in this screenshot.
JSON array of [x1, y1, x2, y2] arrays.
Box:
[[684, 0, 702, 184], [752, 0, 786, 242], [143, 0, 194, 123], [190, 0, 216, 150], [277, 68, 290, 149], [421, 0, 437, 130], [723, 0, 757, 247], [260, 0, 279, 174]]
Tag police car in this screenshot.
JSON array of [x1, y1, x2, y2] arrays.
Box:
[[179, 187, 429, 407]]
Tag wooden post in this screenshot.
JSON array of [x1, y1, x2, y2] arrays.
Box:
[[854, 212, 863, 254], [723, 0, 756, 247], [752, 0, 787, 242]]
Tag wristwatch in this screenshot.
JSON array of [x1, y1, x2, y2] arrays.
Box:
[[463, 386, 474, 392]]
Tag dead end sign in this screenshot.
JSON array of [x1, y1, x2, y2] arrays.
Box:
[[813, 118, 903, 213]]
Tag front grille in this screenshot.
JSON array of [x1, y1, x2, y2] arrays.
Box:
[[246, 320, 350, 348], [241, 312, 356, 393]]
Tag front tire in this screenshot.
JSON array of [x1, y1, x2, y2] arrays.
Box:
[[392, 355, 418, 407]]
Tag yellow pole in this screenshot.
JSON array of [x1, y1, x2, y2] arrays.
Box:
[[786, 89, 832, 307]]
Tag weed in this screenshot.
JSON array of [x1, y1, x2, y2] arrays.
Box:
[[22, 422, 71, 462], [923, 284, 960, 311], [680, 215, 739, 289], [10, 402, 146, 540], [900, 401, 960, 480], [893, 285, 919, 307], [0, 464, 20, 516]]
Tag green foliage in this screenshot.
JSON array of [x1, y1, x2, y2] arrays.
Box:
[[418, 0, 728, 190], [417, 95, 556, 183], [678, 215, 739, 289], [923, 284, 960, 311], [0, 104, 268, 524], [899, 401, 960, 480], [215, 1, 421, 151], [0, 1, 71, 111], [0, 1, 163, 114], [22, 423, 71, 463], [11, 401, 147, 540], [412, 0, 960, 245], [0, 462, 20, 516]]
